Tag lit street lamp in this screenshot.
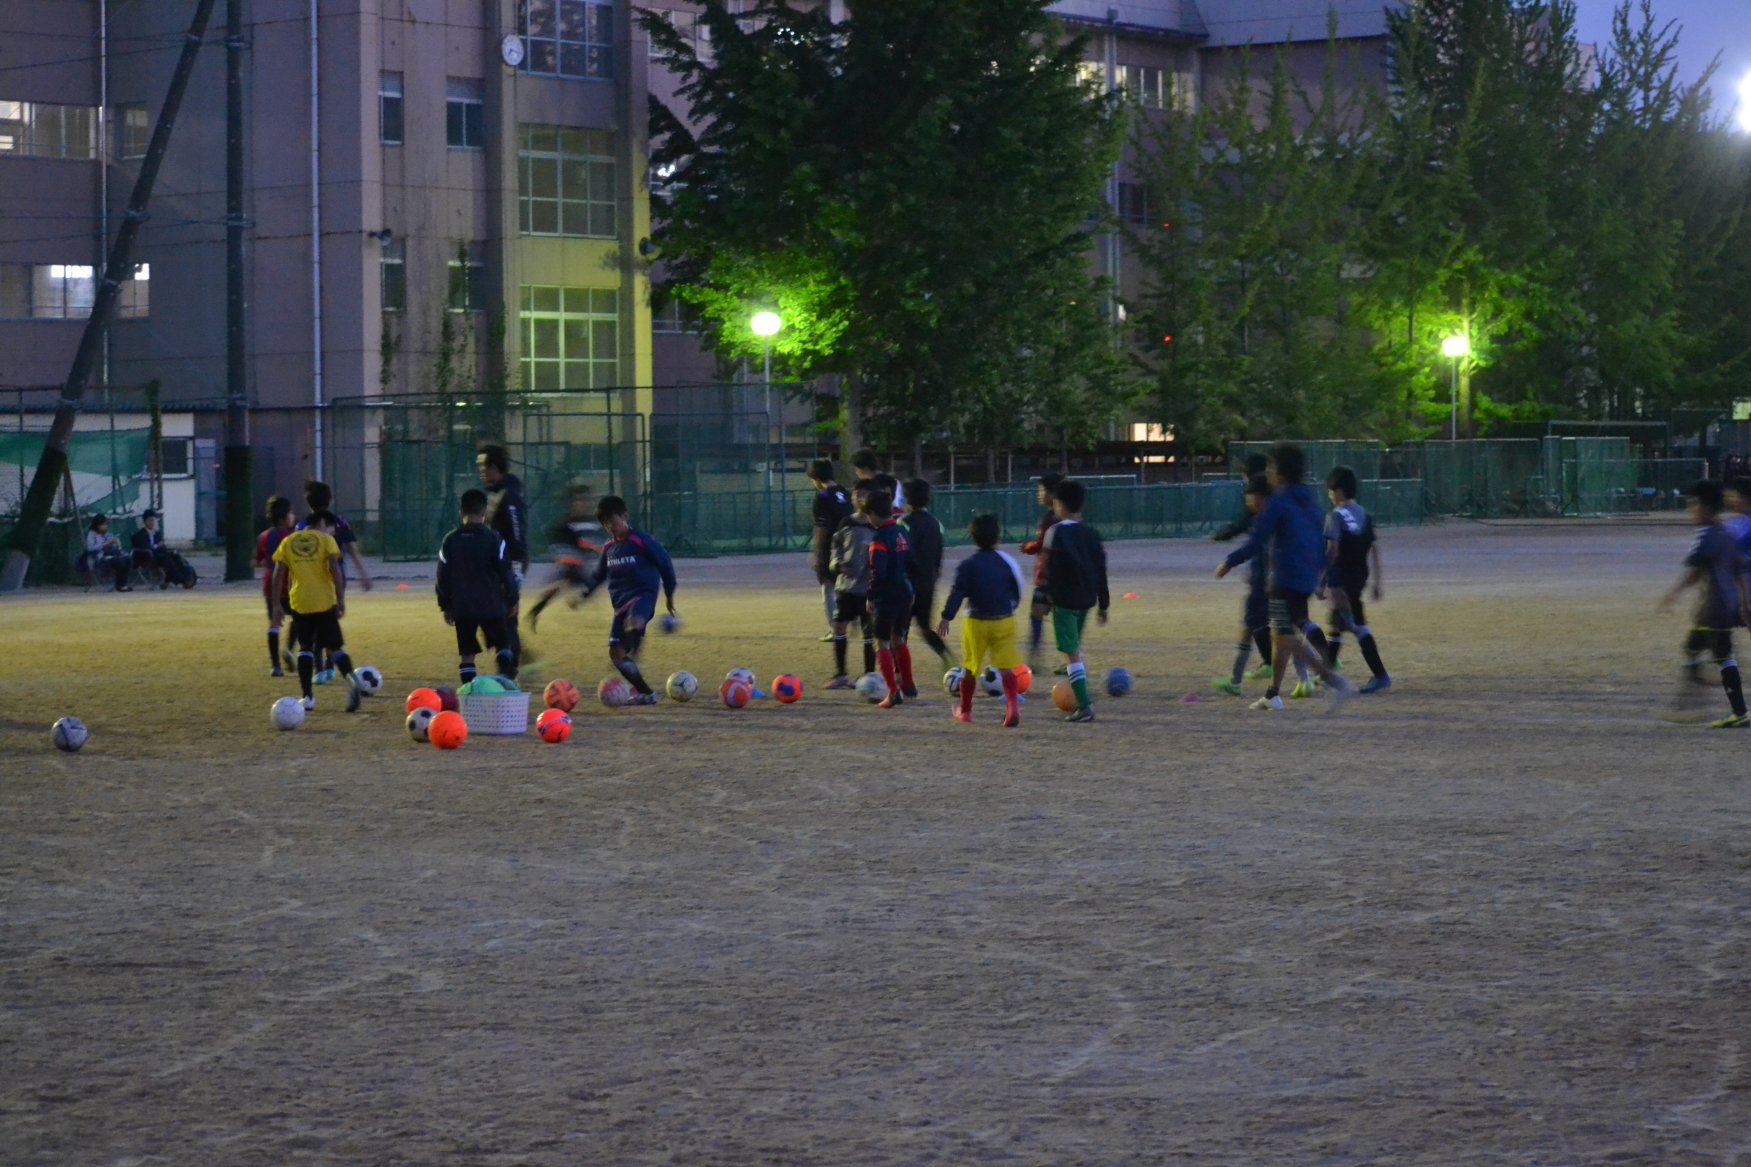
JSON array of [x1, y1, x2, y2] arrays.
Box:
[[1442, 334, 1469, 440], [750, 310, 783, 517]]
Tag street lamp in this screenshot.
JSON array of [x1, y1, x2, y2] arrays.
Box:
[[750, 310, 783, 508], [1441, 334, 1469, 440]]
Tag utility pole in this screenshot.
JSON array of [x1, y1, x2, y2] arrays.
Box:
[[1, 0, 220, 592], [223, 0, 254, 581]]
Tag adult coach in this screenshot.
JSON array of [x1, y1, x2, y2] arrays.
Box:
[[808, 459, 852, 640]]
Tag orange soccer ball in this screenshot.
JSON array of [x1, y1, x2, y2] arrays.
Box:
[[1011, 663, 1034, 694], [771, 674, 802, 703], [535, 707, 572, 743], [406, 687, 442, 714], [544, 678, 580, 712], [1051, 681, 1078, 712], [429, 709, 468, 749], [720, 678, 752, 708]]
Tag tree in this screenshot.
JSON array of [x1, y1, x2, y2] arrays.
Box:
[[643, 0, 1132, 459]]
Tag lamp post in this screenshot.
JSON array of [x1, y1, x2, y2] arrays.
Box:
[[750, 310, 783, 535], [1441, 334, 1469, 440]]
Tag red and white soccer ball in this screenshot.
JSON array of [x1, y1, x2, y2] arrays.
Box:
[[598, 676, 633, 708], [720, 678, 753, 708]]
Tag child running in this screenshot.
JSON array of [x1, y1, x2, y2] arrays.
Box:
[[1321, 466, 1391, 693], [574, 495, 677, 705], [527, 483, 603, 630], [937, 512, 1026, 727], [437, 489, 522, 685], [825, 485, 878, 690], [901, 478, 952, 668], [1042, 479, 1110, 722], [271, 510, 363, 712], [1216, 444, 1357, 712], [1212, 475, 1308, 697], [298, 481, 372, 682], [1658, 480, 1751, 727], [253, 496, 295, 674], [1020, 472, 1064, 670]]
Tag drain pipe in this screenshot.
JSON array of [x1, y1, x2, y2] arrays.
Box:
[[309, 0, 324, 478]]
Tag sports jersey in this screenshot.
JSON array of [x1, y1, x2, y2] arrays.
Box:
[[1685, 521, 1747, 629], [484, 474, 529, 566], [438, 523, 520, 619], [941, 547, 1023, 621], [867, 518, 913, 607], [256, 526, 292, 597], [900, 509, 943, 588], [1324, 501, 1376, 593], [584, 527, 677, 609], [813, 485, 852, 535], [830, 515, 875, 595], [1021, 510, 1059, 586], [273, 528, 342, 613], [1224, 483, 1325, 595], [547, 514, 603, 559], [1043, 519, 1110, 612]]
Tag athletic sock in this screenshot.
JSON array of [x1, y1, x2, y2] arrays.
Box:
[[1252, 627, 1273, 666], [1328, 632, 1344, 665], [1723, 663, 1747, 717], [1303, 622, 1330, 661], [496, 648, 518, 680], [616, 657, 653, 695], [1293, 656, 1310, 684], [959, 673, 976, 718], [833, 635, 848, 676], [1000, 668, 1020, 721], [895, 644, 915, 691], [460, 663, 478, 685], [267, 629, 280, 668], [332, 650, 354, 679], [1266, 686, 1280, 700], [1068, 661, 1090, 710], [1231, 641, 1250, 686], [877, 647, 898, 696], [1358, 632, 1387, 678], [863, 637, 876, 676], [298, 651, 315, 697], [1029, 614, 1043, 654]]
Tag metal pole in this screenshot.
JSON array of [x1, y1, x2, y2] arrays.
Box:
[[223, 0, 255, 580], [1450, 358, 1458, 441]]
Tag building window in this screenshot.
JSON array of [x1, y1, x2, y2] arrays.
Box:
[[1116, 182, 1150, 226], [1075, 61, 1103, 89], [448, 247, 488, 312], [380, 73, 403, 145], [380, 239, 405, 312], [651, 298, 698, 334], [1124, 65, 1165, 110], [117, 103, 149, 160], [1169, 71, 1197, 114], [520, 0, 615, 80], [446, 79, 485, 149], [520, 286, 619, 390], [0, 262, 108, 318], [520, 126, 617, 238], [117, 263, 149, 318], [0, 100, 97, 160]]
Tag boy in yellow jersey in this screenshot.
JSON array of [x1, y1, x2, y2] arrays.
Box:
[[271, 510, 363, 712], [936, 513, 1025, 727]]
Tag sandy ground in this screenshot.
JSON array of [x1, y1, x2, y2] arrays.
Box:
[[2, 518, 1748, 1165]]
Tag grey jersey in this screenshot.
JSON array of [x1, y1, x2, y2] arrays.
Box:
[[1685, 522, 1747, 629]]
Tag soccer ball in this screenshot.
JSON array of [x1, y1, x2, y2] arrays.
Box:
[[535, 708, 572, 743], [720, 678, 753, 708], [772, 674, 803, 703], [353, 665, 383, 696], [1012, 662, 1034, 694], [406, 706, 437, 742], [434, 686, 459, 712], [544, 678, 580, 712], [429, 709, 467, 749], [856, 672, 888, 703], [1105, 666, 1133, 697], [666, 671, 699, 702], [978, 666, 1004, 697], [271, 697, 304, 731], [1052, 681, 1078, 712], [598, 676, 633, 708], [658, 612, 681, 634], [943, 666, 967, 695], [406, 687, 441, 714], [52, 716, 89, 751], [725, 667, 755, 688]]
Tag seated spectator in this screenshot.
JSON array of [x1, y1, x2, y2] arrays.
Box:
[[131, 508, 175, 588], [83, 515, 132, 592]]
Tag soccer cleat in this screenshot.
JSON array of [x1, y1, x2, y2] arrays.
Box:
[[1289, 680, 1315, 699], [952, 708, 973, 723], [1052, 663, 1071, 676], [1065, 706, 1096, 723], [300, 695, 315, 711], [901, 686, 919, 700], [1002, 709, 1020, 729], [1360, 674, 1392, 694], [270, 666, 284, 678], [1213, 678, 1245, 697], [1250, 695, 1284, 711], [345, 677, 362, 713], [825, 675, 855, 690], [314, 668, 332, 685], [1326, 674, 1358, 714], [1710, 713, 1749, 728], [1245, 663, 1273, 680], [818, 631, 836, 642], [878, 692, 904, 710], [629, 692, 660, 706]]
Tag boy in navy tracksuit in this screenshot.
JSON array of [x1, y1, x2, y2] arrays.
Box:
[[937, 513, 1026, 727], [437, 488, 521, 685], [576, 495, 678, 705], [1217, 444, 1357, 712]]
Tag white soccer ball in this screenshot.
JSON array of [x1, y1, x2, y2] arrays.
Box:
[[943, 666, 967, 695], [725, 667, 755, 687], [666, 671, 699, 702], [978, 666, 1004, 697], [406, 706, 437, 742], [353, 665, 383, 696], [856, 672, 888, 703], [51, 716, 88, 752], [271, 696, 305, 731]]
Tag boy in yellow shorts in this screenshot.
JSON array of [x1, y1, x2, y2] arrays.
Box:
[[271, 510, 362, 713], [937, 513, 1026, 727]]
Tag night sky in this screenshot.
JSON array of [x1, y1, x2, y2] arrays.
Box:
[[1569, 0, 1750, 123]]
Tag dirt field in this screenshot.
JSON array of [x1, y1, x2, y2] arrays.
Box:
[[3, 519, 1748, 1166]]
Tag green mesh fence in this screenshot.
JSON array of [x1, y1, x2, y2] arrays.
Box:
[[1229, 440, 1383, 482], [0, 427, 150, 518]]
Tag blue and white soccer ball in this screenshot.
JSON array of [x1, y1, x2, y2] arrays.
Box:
[[271, 697, 305, 731], [978, 666, 1005, 697], [1104, 666, 1133, 697], [52, 716, 88, 752], [725, 667, 755, 688], [353, 665, 383, 696], [666, 671, 699, 702], [856, 672, 888, 703], [658, 612, 681, 634], [943, 666, 967, 695]]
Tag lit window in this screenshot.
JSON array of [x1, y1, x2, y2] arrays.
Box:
[[1125, 65, 1165, 110], [380, 73, 403, 145], [118, 263, 150, 318], [0, 263, 103, 319], [519, 125, 617, 238], [446, 79, 485, 149], [520, 0, 616, 80], [520, 285, 619, 390], [0, 100, 97, 160]]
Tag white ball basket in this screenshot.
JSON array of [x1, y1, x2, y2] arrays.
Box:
[[459, 690, 530, 735]]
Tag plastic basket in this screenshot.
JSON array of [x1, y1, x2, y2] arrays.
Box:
[[458, 690, 530, 735]]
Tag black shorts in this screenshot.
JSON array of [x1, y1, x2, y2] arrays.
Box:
[[1327, 588, 1366, 630], [1244, 591, 1269, 632], [872, 601, 910, 642], [289, 607, 345, 653], [1268, 589, 1311, 633], [1031, 586, 1052, 613], [910, 585, 936, 624], [456, 617, 512, 656], [1686, 628, 1736, 664], [834, 592, 869, 625]]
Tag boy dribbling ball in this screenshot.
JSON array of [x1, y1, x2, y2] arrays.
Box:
[[937, 513, 1026, 727], [1042, 479, 1110, 723], [271, 510, 363, 712], [573, 495, 677, 706], [1658, 480, 1751, 727]]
